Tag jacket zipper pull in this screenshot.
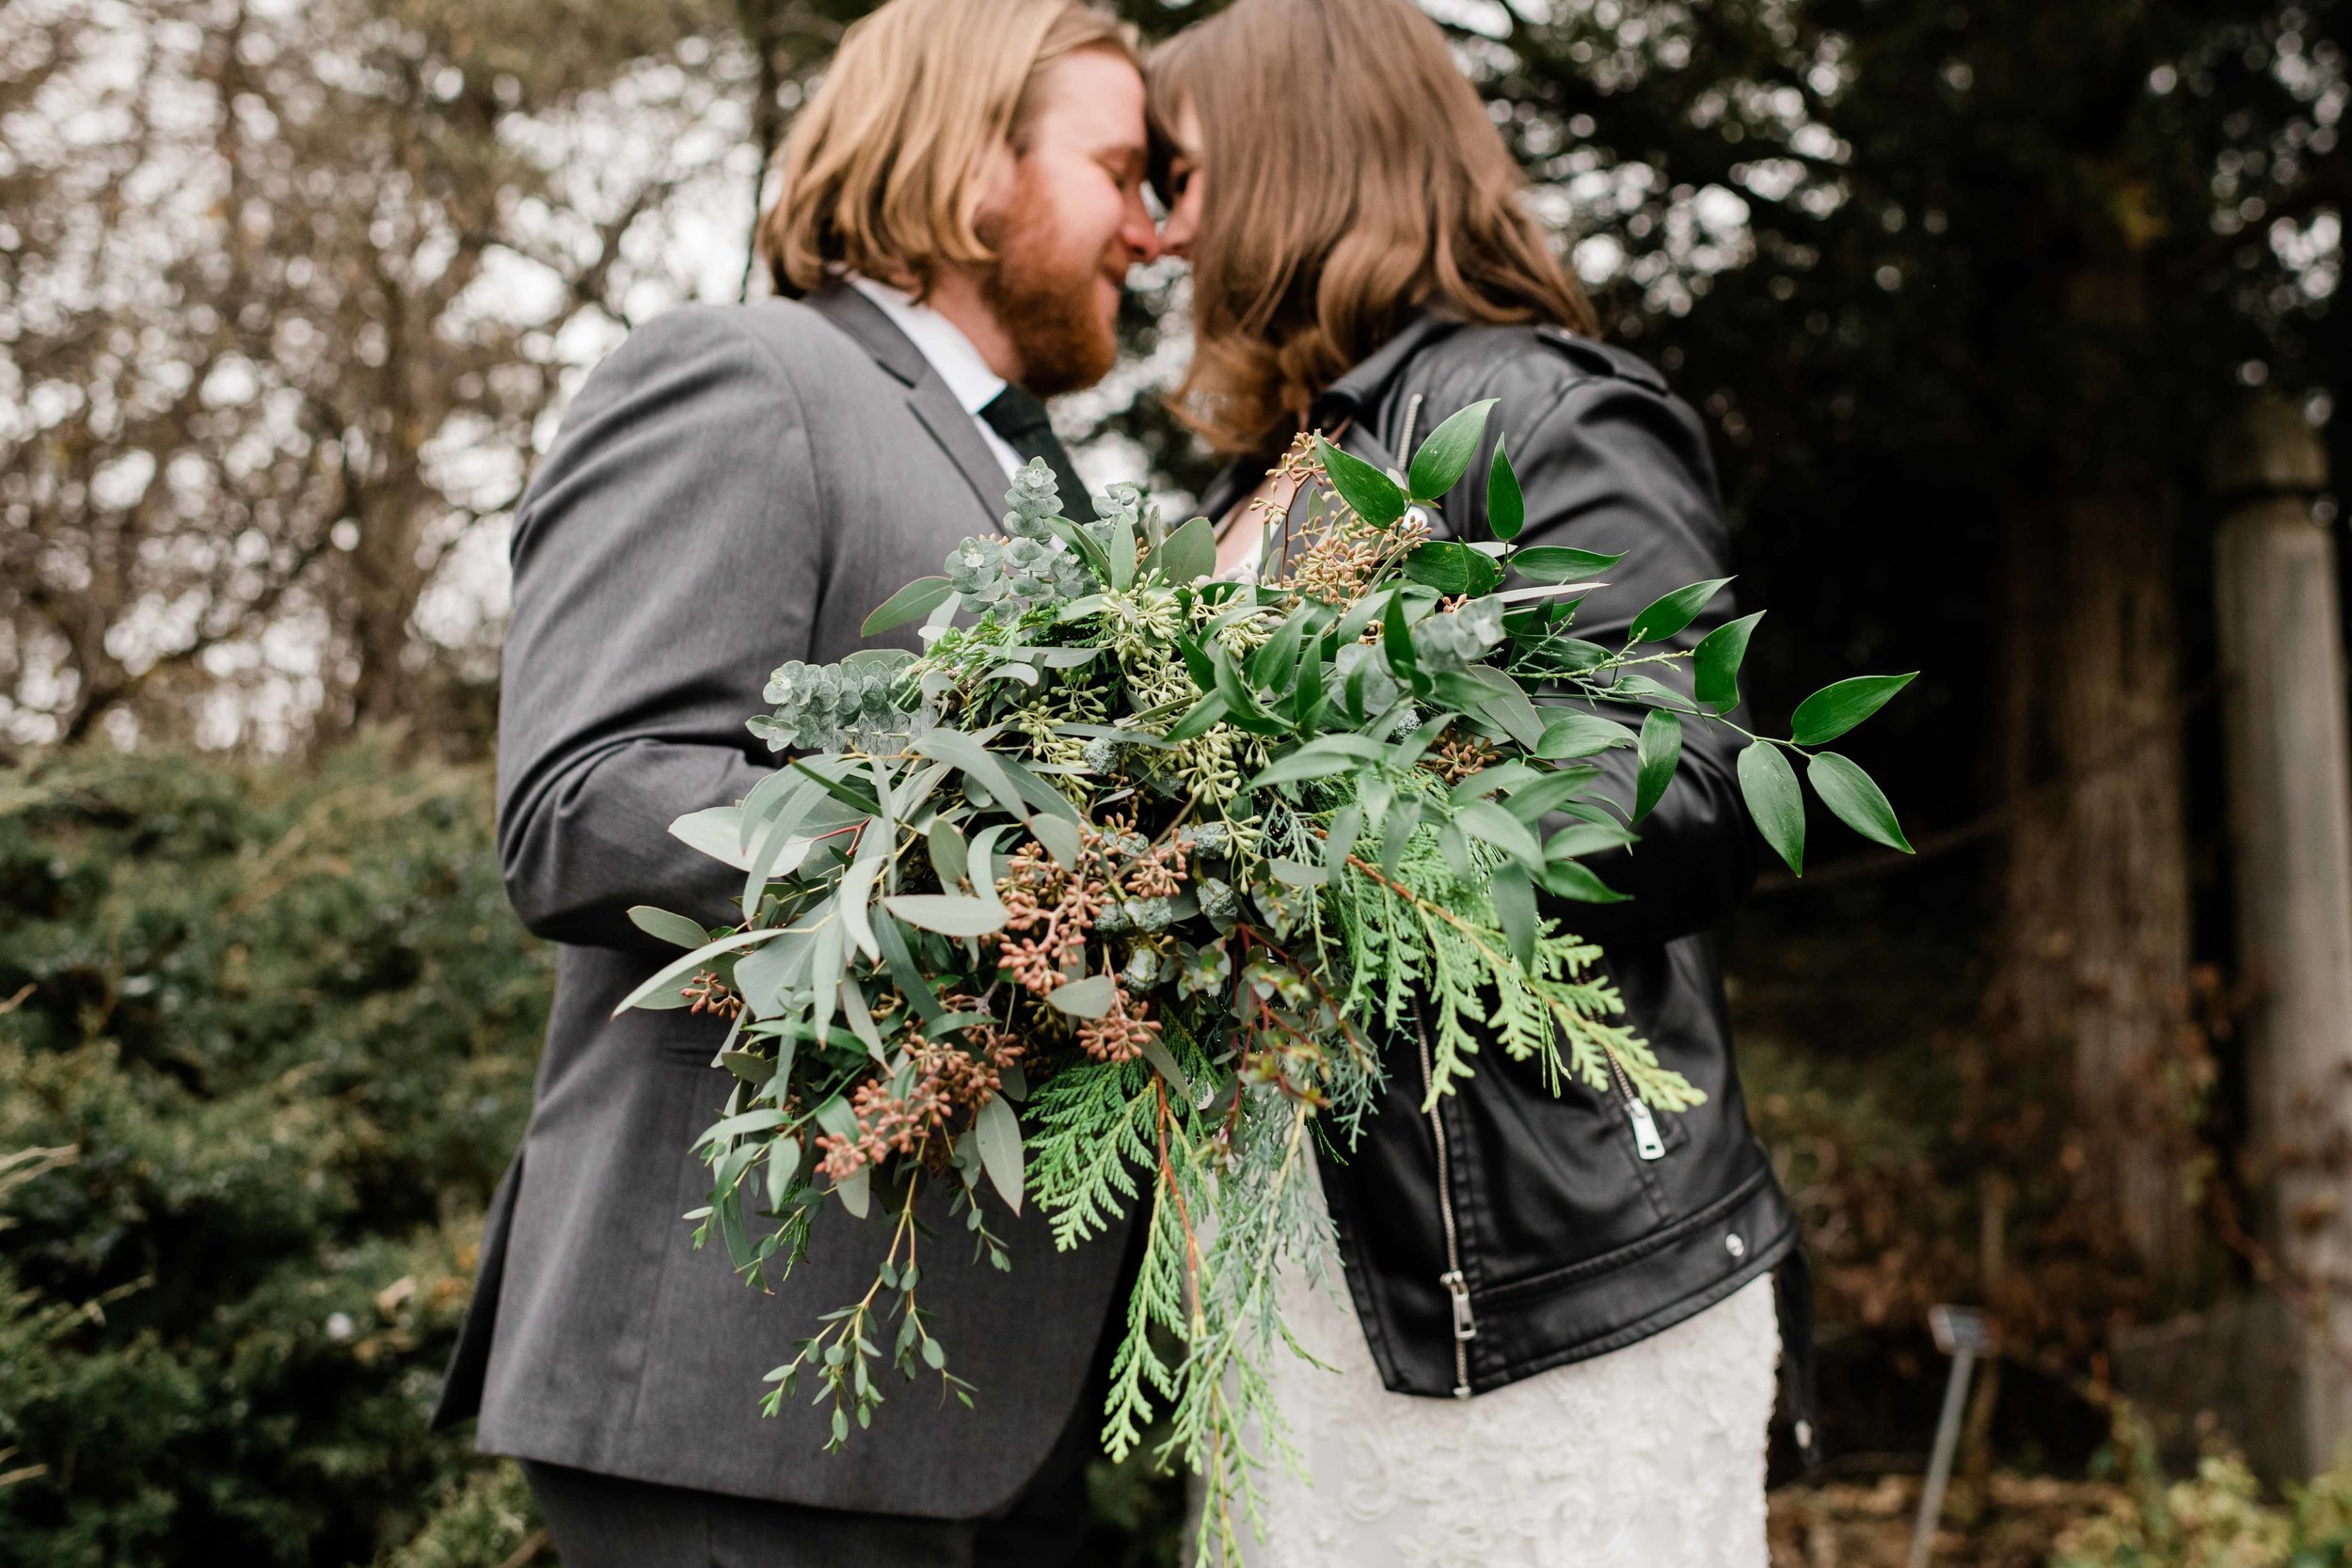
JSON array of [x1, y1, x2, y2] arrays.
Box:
[[1439, 1269, 1477, 1398], [1625, 1096, 1667, 1161]]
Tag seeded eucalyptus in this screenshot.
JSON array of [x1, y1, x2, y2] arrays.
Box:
[[621, 403, 1912, 1563]]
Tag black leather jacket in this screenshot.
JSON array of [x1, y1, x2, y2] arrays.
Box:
[[1201, 315, 1817, 1452]]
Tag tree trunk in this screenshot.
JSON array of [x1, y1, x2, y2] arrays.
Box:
[[1992, 265, 2199, 1288]]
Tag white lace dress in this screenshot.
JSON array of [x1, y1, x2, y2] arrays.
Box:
[[1239, 1184, 1781, 1568]]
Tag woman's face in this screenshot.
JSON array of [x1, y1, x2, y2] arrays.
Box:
[[1155, 100, 1206, 259]]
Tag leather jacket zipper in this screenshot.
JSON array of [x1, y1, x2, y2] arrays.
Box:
[[1413, 1013, 1477, 1398], [1607, 1051, 1668, 1161]]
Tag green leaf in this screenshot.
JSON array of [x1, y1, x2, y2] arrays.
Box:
[[1629, 577, 1735, 644], [1789, 673, 1917, 747], [1511, 546, 1625, 584], [1692, 610, 1764, 714], [834, 1166, 870, 1220], [861, 575, 955, 637], [1489, 865, 1538, 971], [695, 1107, 787, 1146], [1381, 593, 1421, 687], [973, 1095, 1025, 1213], [1107, 518, 1137, 591], [1807, 752, 1915, 853], [1633, 709, 1682, 822], [1164, 691, 1229, 743], [1738, 741, 1805, 876], [1541, 860, 1629, 902], [1537, 711, 1634, 760], [628, 906, 708, 949], [1315, 434, 1406, 528], [1323, 805, 1362, 878], [669, 806, 755, 871], [1045, 974, 1117, 1018], [1402, 541, 1503, 596], [881, 895, 1009, 938], [1406, 398, 1497, 499], [611, 927, 782, 1015], [767, 1135, 801, 1208], [1155, 515, 1216, 585], [927, 819, 969, 890], [910, 730, 1023, 823], [1456, 800, 1544, 868], [1380, 797, 1425, 876], [1487, 435, 1525, 541]]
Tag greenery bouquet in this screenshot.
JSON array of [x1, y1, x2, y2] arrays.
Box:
[[614, 401, 1913, 1552]]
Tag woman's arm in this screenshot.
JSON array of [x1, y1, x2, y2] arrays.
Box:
[[1466, 367, 1764, 945]]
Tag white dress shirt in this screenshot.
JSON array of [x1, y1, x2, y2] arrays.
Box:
[[846, 274, 1023, 481]]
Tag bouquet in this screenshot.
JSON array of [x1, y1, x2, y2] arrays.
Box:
[[614, 401, 1912, 1554]]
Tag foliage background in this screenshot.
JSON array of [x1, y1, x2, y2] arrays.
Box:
[[8, 0, 2352, 1560]]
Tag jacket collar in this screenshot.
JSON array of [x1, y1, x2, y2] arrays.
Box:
[[1198, 310, 1466, 524], [796, 283, 1008, 519]]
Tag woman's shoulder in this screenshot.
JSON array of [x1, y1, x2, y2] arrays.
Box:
[[1402, 320, 1681, 420]]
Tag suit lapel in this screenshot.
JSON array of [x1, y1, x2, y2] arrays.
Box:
[[798, 285, 1009, 521]]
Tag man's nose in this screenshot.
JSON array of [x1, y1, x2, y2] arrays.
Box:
[[1121, 191, 1161, 266]]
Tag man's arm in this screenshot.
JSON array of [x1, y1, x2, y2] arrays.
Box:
[[1484, 372, 1763, 945], [495, 307, 820, 948]]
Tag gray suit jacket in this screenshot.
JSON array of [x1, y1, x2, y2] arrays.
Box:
[[434, 286, 1132, 1517]]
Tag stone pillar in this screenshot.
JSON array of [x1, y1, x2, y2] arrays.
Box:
[[2211, 395, 2352, 1475]]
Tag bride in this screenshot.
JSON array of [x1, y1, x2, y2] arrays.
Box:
[[1144, 2, 1812, 1563]]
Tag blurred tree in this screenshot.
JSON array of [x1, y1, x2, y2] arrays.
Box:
[[0, 0, 740, 752], [1452, 0, 2343, 1296]]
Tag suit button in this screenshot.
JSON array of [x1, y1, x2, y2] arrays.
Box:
[[1724, 1232, 1746, 1259]]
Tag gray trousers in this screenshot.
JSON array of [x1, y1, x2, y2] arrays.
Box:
[[521, 1402, 1100, 1568]]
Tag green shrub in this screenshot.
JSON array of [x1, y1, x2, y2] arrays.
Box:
[[0, 743, 551, 1567]]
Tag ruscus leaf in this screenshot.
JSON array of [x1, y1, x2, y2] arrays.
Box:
[[1487, 435, 1525, 541], [1692, 610, 1765, 713], [1789, 673, 1917, 747], [1738, 740, 1805, 876], [1315, 435, 1406, 528], [1406, 399, 1498, 500], [1807, 752, 1915, 853], [1633, 709, 1682, 822], [1628, 577, 1735, 644]]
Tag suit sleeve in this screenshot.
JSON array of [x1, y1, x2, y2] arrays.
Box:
[[494, 307, 820, 948], [1474, 372, 1762, 945]]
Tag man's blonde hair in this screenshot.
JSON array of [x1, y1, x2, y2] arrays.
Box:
[[759, 0, 1136, 299]]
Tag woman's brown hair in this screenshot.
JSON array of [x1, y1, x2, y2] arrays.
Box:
[[760, 0, 1135, 300], [1149, 0, 1597, 455]]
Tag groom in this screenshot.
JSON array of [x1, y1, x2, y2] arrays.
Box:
[[431, 2, 1160, 1561]]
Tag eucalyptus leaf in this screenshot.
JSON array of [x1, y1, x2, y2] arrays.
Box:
[[669, 806, 755, 871], [1155, 515, 1216, 585], [861, 575, 955, 637], [881, 895, 1011, 938], [612, 927, 782, 1016], [1045, 974, 1118, 1018], [973, 1095, 1025, 1213], [628, 906, 708, 949]]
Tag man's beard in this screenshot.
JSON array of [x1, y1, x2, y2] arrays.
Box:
[[977, 170, 1119, 397]]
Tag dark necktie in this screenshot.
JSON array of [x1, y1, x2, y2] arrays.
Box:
[[979, 386, 1089, 517]]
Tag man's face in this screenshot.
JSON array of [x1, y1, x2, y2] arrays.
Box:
[[975, 48, 1156, 396]]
